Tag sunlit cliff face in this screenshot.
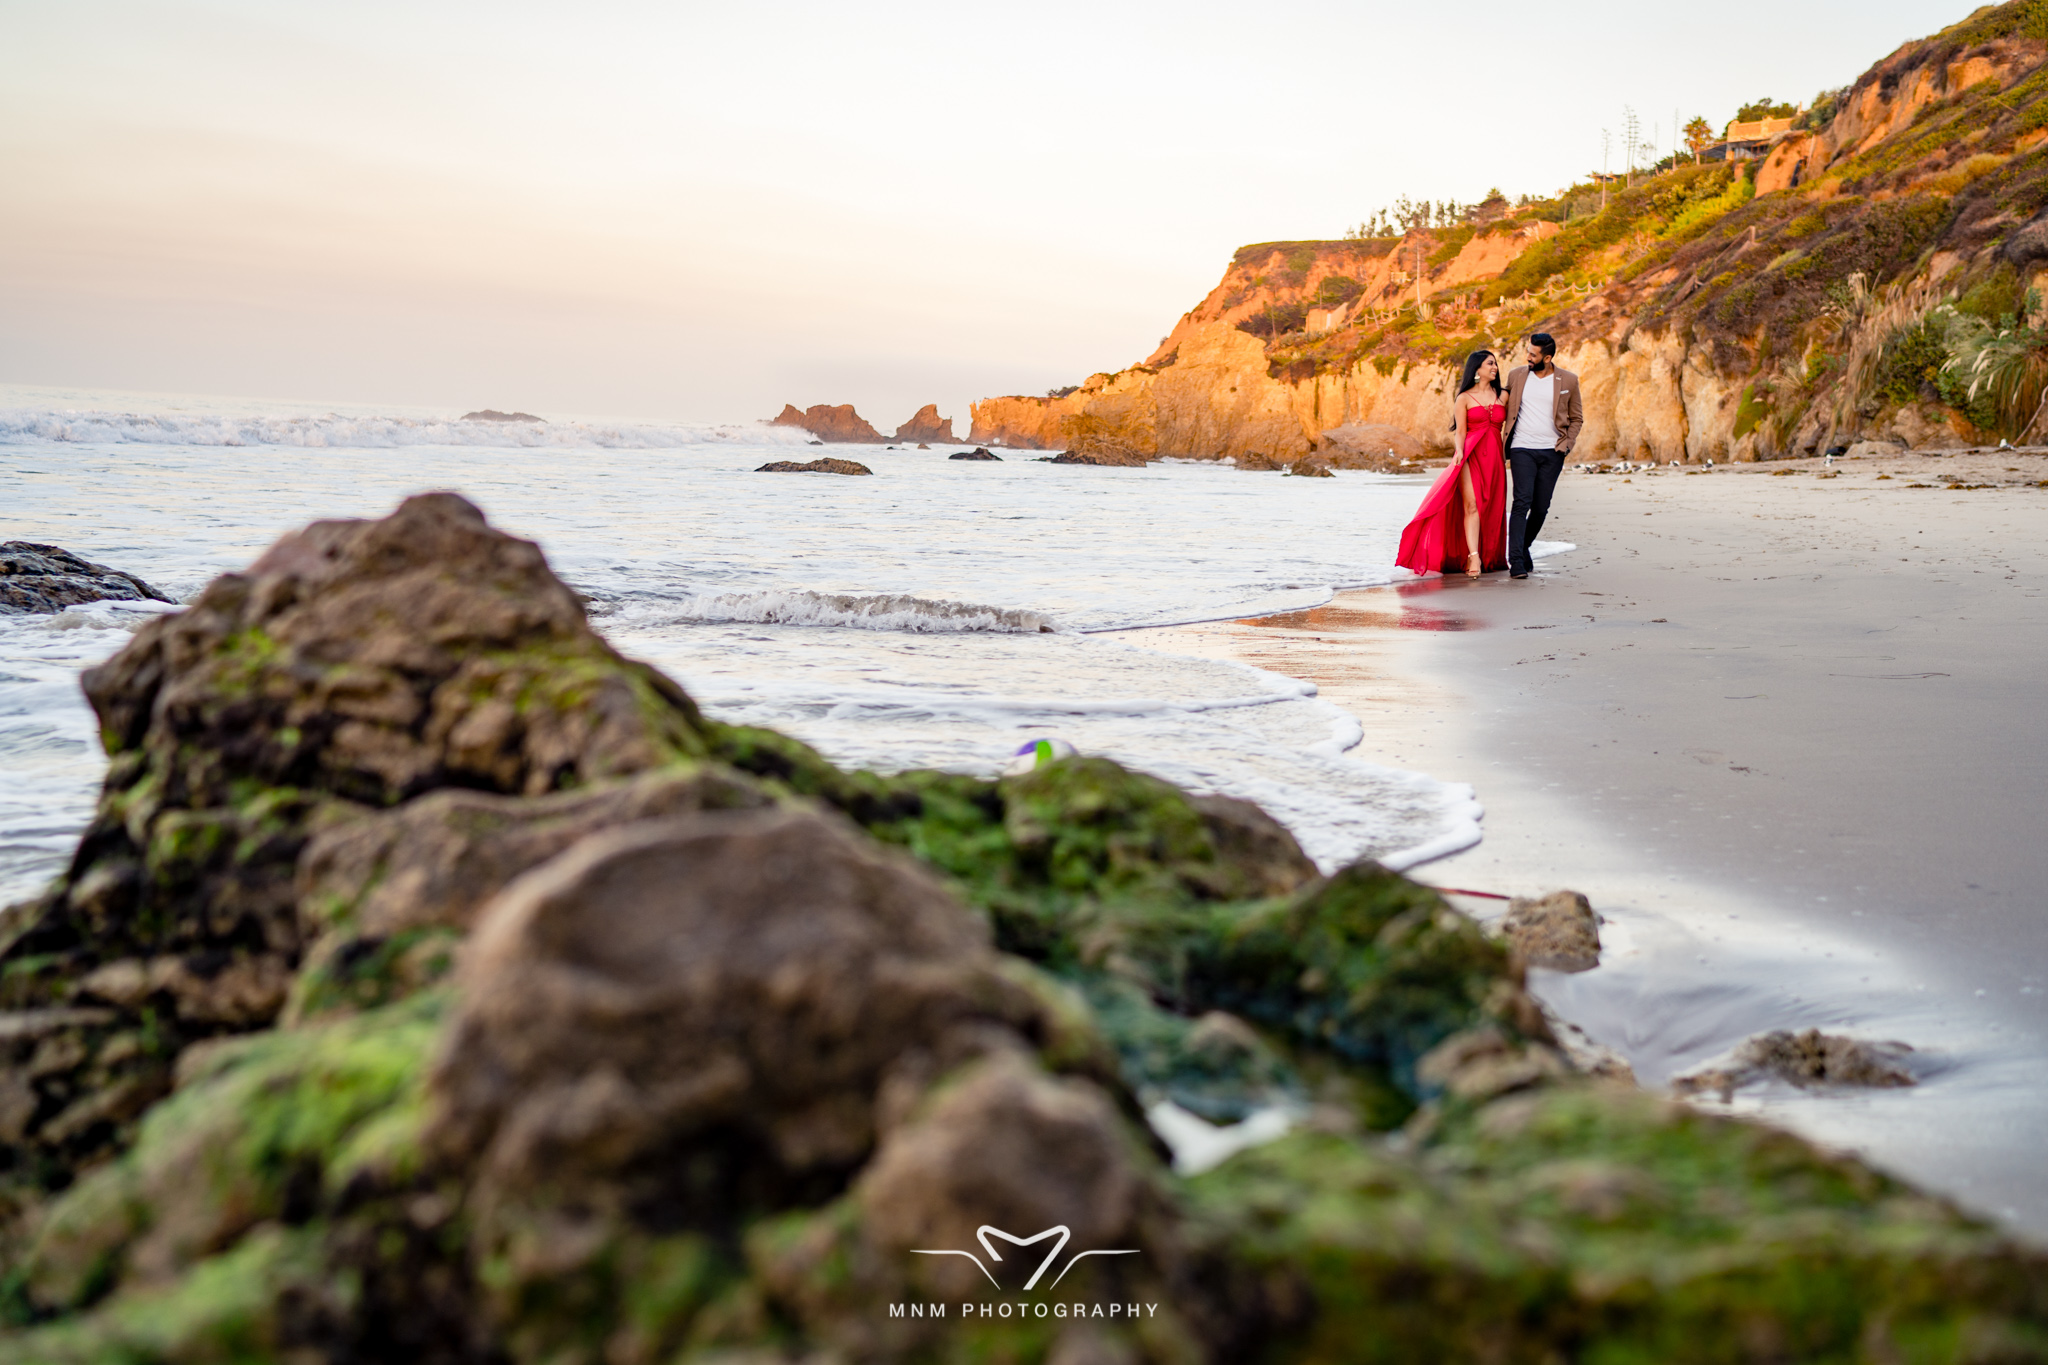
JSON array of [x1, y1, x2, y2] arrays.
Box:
[[0, 0, 1971, 420]]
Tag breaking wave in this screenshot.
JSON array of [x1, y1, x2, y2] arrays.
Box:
[[0, 409, 813, 451], [661, 590, 1059, 634]]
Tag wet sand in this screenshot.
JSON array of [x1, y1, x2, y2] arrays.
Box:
[[1132, 448, 2048, 1235]]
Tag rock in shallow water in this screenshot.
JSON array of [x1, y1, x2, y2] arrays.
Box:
[[769, 402, 885, 443], [1673, 1027, 1917, 1099], [1501, 889, 1601, 972], [756, 457, 875, 474], [893, 403, 955, 444], [0, 542, 172, 615]]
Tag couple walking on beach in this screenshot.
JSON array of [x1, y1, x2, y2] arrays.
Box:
[[1395, 333, 1582, 579]]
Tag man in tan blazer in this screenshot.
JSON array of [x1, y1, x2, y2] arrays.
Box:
[[1502, 332, 1584, 578]]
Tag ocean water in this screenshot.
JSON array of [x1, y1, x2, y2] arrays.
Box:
[[0, 387, 1558, 905]]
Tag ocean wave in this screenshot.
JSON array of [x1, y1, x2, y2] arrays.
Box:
[[0, 409, 813, 451], [659, 590, 1060, 634]]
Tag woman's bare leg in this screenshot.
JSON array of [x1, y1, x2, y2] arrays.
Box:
[[1458, 464, 1482, 573]]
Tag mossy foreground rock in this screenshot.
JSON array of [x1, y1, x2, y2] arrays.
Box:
[[3, 494, 2046, 1362], [0, 493, 717, 1178]]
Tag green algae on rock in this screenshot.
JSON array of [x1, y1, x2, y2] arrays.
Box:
[[1188, 1086, 2048, 1364]]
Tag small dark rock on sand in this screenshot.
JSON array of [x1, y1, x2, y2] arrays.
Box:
[[1674, 1028, 1917, 1100], [1501, 890, 1601, 972], [1284, 456, 1335, 478], [949, 448, 1001, 461], [0, 542, 174, 615], [756, 458, 874, 476], [459, 409, 544, 423]]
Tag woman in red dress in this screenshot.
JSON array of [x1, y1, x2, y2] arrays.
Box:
[[1395, 350, 1509, 578]]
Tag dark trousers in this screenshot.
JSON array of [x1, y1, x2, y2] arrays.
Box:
[[1507, 447, 1564, 573]]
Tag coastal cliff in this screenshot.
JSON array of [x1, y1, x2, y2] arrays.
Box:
[[974, 3, 2048, 463]]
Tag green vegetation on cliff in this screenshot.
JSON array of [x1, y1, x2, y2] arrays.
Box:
[[996, 0, 2048, 463]]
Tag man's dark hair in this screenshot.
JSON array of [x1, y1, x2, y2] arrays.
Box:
[[1529, 332, 1557, 358]]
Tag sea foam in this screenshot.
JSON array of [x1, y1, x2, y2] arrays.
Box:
[[658, 589, 1059, 634]]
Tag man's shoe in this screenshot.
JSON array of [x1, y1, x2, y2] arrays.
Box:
[[1510, 568, 1529, 579]]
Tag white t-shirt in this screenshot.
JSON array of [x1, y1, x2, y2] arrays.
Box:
[[1517, 373, 1558, 450]]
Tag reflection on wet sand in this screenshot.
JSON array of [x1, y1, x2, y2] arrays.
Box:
[[1238, 602, 1470, 632]]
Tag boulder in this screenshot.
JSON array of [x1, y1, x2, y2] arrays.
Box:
[[1283, 456, 1335, 477], [421, 807, 1131, 1350], [757, 458, 874, 475], [0, 492, 711, 1168], [769, 403, 885, 443], [0, 543, 173, 616], [1500, 890, 1601, 972], [948, 447, 1001, 461], [1415, 1024, 1570, 1103], [857, 1052, 1166, 1298], [426, 809, 1070, 1219], [289, 768, 775, 1020], [893, 404, 956, 443]]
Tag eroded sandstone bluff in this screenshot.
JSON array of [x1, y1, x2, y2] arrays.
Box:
[[973, 3, 2048, 464], [2, 493, 2047, 1362]]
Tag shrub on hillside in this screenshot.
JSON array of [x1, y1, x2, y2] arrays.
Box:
[[1313, 275, 1363, 306], [1237, 302, 1309, 338]]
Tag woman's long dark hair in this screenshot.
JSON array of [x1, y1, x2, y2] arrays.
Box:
[[1450, 349, 1500, 429]]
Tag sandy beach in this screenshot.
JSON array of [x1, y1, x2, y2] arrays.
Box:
[[1135, 447, 2048, 1234]]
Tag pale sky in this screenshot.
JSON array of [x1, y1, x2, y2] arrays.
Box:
[[0, 0, 1980, 429]]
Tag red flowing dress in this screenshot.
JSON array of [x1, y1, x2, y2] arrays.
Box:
[[1395, 401, 1508, 575]]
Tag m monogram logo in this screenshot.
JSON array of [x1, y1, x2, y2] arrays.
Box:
[[913, 1225, 1139, 1291]]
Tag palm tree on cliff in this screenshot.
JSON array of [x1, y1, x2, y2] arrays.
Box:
[[1684, 116, 1714, 164]]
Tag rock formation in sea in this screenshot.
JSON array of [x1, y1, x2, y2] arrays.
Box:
[[4, 491, 2048, 1360], [971, 7, 2048, 463], [0, 543, 175, 615], [757, 457, 874, 475], [893, 403, 956, 443], [458, 409, 544, 422], [770, 403, 885, 443], [948, 447, 1000, 461]]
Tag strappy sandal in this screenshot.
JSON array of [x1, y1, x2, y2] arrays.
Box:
[[1465, 553, 1482, 579]]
